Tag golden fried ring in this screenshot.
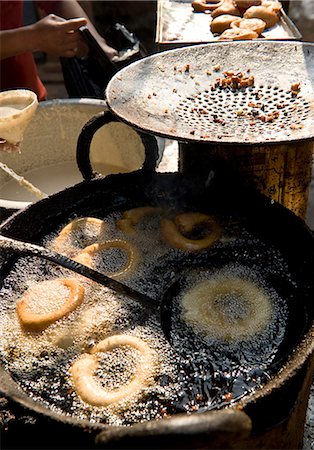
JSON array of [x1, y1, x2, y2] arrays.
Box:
[[218, 27, 258, 39], [117, 206, 161, 235], [243, 5, 280, 28], [16, 279, 84, 331], [192, 0, 222, 13], [231, 17, 266, 34], [74, 239, 139, 280], [211, 0, 241, 19], [210, 14, 241, 33], [53, 217, 106, 255], [161, 212, 221, 252], [181, 277, 272, 342], [71, 335, 155, 407]]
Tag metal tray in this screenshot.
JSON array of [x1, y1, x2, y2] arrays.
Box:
[[156, 0, 302, 50]]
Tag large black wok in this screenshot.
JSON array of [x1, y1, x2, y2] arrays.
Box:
[[0, 112, 313, 449]]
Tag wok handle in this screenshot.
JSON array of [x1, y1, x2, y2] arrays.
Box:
[[0, 235, 155, 311], [76, 110, 160, 181], [95, 409, 252, 449]]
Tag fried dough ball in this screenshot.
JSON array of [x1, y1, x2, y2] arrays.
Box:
[[244, 4, 281, 28], [261, 0, 282, 13], [231, 17, 266, 34], [211, 0, 241, 18], [210, 14, 241, 33], [218, 27, 258, 39], [235, 0, 262, 11], [192, 0, 222, 12]]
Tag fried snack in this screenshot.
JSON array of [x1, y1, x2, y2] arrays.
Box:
[[235, 0, 262, 11], [210, 14, 241, 33], [211, 0, 241, 19], [218, 27, 258, 39], [181, 277, 272, 342], [192, 0, 222, 12], [161, 212, 222, 252], [231, 17, 266, 34], [212, 70, 255, 89], [117, 206, 162, 235], [71, 335, 156, 407], [243, 4, 281, 28], [53, 217, 106, 256], [16, 279, 84, 331], [74, 239, 139, 280]]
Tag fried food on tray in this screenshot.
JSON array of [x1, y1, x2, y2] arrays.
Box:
[[192, 0, 222, 12], [210, 14, 241, 33], [231, 17, 266, 34], [235, 0, 262, 11], [211, 0, 241, 18], [218, 27, 259, 39], [243, 4, 281, 28]]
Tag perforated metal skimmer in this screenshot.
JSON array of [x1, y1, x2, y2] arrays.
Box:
[[106, 41, 314, 145], [176, 84, 312, 141]]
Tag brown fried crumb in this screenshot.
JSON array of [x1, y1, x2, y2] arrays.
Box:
[[291, 82, 301, 92], [212, 71, 254, 91], [213, 64, 221, 72]]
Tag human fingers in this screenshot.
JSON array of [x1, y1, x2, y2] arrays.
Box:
[[59, 17, 88, 32]]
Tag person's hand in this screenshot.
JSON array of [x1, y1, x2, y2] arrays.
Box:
[[30, 14, 89, 58], [97, 39, 119, 61]]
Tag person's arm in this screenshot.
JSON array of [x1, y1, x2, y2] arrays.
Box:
[[0, 14, 88, 60], [49, 0, 118, 59]]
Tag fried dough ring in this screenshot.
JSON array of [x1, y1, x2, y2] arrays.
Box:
[[211, 0, 241, 19], [74, 239, 139, 280], [71, 335, 155, 407], [192, 0, 222, 13], [181, 277, 272, 342], [161, 212, 221, 252], [117, 206, 162, 235], [218, 27, 258, 39], [243, 5, 280, 28], [231, 17, 266, 34], [16, 279, 84, 331], [53, 217, 106, 256], [210, 14, 241, 33]]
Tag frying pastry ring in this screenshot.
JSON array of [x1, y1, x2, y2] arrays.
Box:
[[74, 239, 139, 280], [117, 206, 161, 234], [161, 212, 222, 252], [71, 335, 155, 407], [16, 278, 84, 331], [181, 276, 272, 341], [53, 217, 106, 256]]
